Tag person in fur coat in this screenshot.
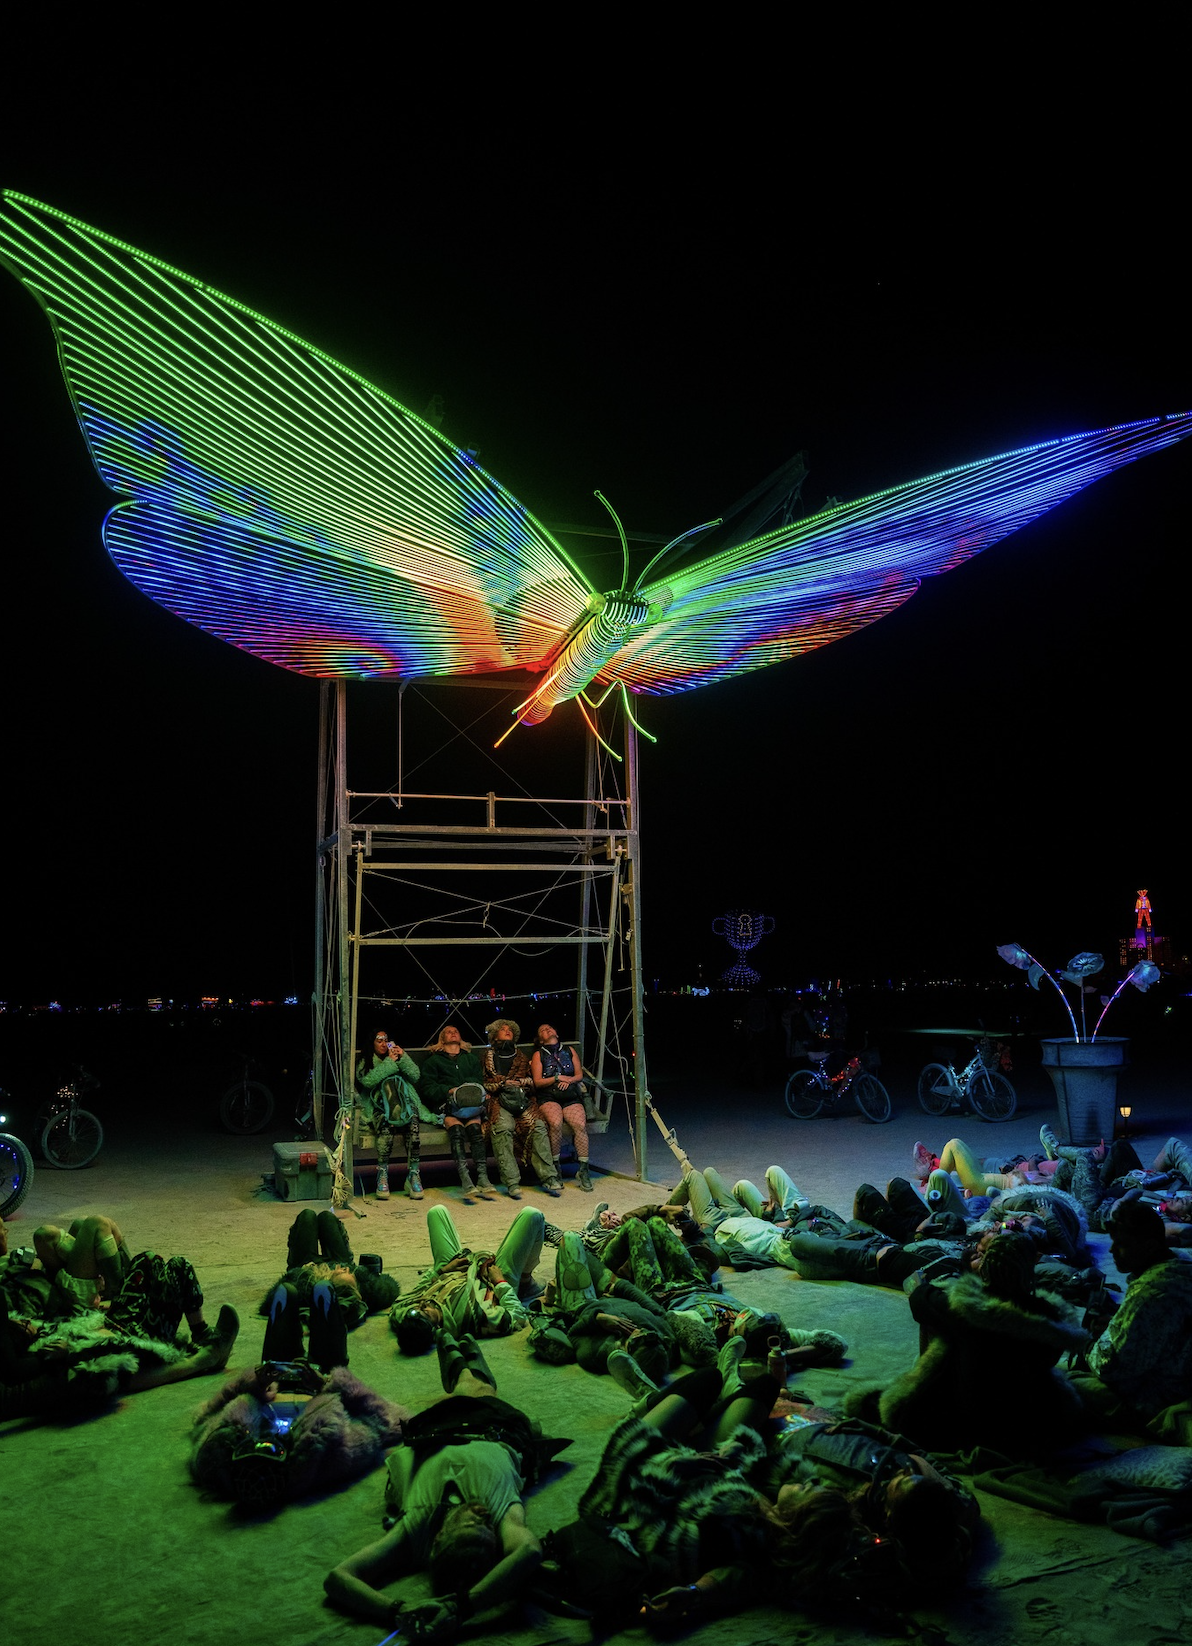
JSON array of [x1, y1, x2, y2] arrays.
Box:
[[865, 1230, 1089, 1456], [190, 1361, 407, 1505]]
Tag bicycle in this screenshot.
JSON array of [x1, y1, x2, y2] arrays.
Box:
[[219, 1054, 277, 1135], [37, 1069, 105, 1170], [917, 1039, 1017, 1122], [0, 1089, 35, 1216], [784, 1051, 892, 1123]]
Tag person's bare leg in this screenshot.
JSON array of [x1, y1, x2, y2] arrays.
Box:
[[124, 1307, 239, 1390]]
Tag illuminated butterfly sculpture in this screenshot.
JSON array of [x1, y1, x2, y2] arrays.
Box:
[[2, 191, 1189, 747]]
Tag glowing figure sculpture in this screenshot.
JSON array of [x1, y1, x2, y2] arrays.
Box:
[[2, 191, 1190, 738], [713, 909, 775, 987], [1135, 889, 1152, 930]]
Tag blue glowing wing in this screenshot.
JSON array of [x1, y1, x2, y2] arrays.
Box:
[[604, 414, 1192, 696]]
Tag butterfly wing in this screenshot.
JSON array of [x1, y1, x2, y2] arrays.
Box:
[[0, 192, 593, 679], [605, 415, 1192, 696]]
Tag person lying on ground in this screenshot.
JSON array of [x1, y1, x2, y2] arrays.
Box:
[[909, 1140, 1093, 1266], [1039, 1128, 1192, 1243], [542, 1214, 846, 1371], [664, 1164, 813, 1270], [544, 1358, 893, 1633], [259, 1208, 398, 1330], [1068, 1199, 1192, 1430], [33, 1214, 133, 1312], [0, 1251, 239, 1420], [849, 1230, 1088, 1456], [526, 1229, 681, 1380], [760, 1408, 979, 1594], [392, 1205, 544, 1354], [480, 1018, 561, 1199], [325, 1330, 567, 1641], [189, 1281, 406, 1506]]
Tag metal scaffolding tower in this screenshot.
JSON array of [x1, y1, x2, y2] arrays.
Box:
[[310, 679, 651, 1179]]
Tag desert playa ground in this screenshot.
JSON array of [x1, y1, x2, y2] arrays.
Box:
[[4, 1054, 1192, 1646]]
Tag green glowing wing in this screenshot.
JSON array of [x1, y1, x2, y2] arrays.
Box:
[[605, 415, 1192, 696], [0, 191, 594, 679]]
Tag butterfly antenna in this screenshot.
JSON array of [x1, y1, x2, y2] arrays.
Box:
[[619, 682, 657, 742], [576, 695, 622, 759], [593, 491, 631, 590], [632, 518, 722, 594]]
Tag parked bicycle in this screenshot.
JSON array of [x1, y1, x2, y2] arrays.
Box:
[[917, 1039, 1016, 1122], [219, 1053, 277, 1134], [36, 1068, 105, 1170], [0, 1089, 35, 1216], [784, 1051, 892, 1122]]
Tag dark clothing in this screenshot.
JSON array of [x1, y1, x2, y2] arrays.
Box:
[[259, 1209, 396, 1328], [874, 1273, 1089, 1455], [420, 1048, 486, 1114], [396, 1393, 569, 1489]]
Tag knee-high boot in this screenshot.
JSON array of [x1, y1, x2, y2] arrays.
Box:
[[459, 1331, 497, 1389], [436, 1330, 468, 1392], [468, 1124, 495, 1197], [449, 1125, 476, 1196], [404, 1118, 423, 1199]]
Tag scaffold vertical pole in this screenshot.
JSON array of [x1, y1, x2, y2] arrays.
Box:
[[625, 714, 648, 1181]]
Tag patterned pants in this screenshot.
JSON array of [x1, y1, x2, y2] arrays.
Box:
[[601, 1216, 704, 1291], [373, 1113, 419, 1169], [107, 1253, 203, 1342]]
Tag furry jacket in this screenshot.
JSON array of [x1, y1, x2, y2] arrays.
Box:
[[578, 1415, 771, 1586], [878, 1273, 1090, 1457], [189, 1365, 407, 1500]]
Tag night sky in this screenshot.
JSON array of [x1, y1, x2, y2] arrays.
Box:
[[2, 89, 1188, 1003]]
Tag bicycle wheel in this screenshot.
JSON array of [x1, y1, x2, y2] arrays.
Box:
[[0, 1132, 34, 1216], [784, 1070, 825, 1119], [41, 1108, 104, 1169], [916, 1064, 955, 1116], [853, 1074, 892, 1123], [219, 1079, 276, 1134], [967, 1067, 1017, 1122]]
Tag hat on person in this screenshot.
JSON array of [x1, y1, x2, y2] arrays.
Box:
[[486, 1018, 522, 1043]]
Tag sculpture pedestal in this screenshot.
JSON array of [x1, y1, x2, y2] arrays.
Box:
[[1040, 1037, 1129, 1145]]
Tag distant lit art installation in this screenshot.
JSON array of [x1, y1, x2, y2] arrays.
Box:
[[1121, 887, 1173, 971], [2, 191, 1191, 747], [714, 909, 775, 987]]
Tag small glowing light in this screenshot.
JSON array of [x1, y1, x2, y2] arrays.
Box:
[[1119, 1106, 1133, 1119]]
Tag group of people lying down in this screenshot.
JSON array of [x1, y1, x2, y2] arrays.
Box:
[[4, 1123, 1192, 1639]]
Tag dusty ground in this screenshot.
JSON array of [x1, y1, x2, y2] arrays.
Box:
[[4, 1059, 1192, 1646]]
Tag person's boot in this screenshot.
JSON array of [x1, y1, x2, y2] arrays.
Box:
[[576, 1160, 593, 1193], [435, 1330, 467, 1392], [469, 1127, 496, 1198], [459, 1332, 497, 1389], [192, 1305, 240, 1371], [449, 1128, 476, 1198], [1039, 1123, 1061, 1161], [375, 1163, 390, 1200], [608, 1347, 659, 1412], [405, 1154, 424, 1199]]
